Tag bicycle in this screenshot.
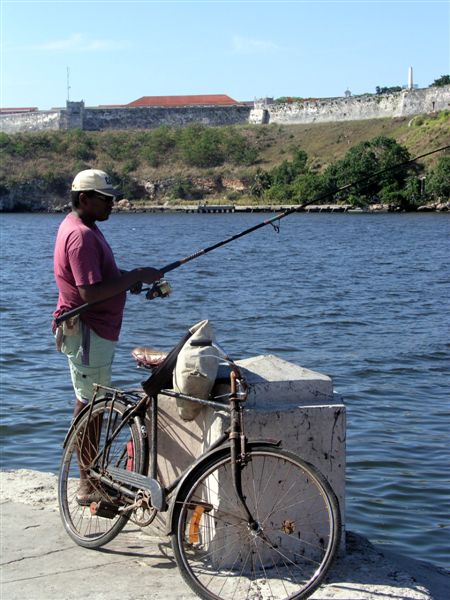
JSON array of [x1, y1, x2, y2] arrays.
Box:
[[58, 327, 341, 600]]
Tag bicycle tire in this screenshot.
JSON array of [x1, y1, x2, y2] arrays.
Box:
[[171, 445, 341, 600], [58, 398, 146, 549]]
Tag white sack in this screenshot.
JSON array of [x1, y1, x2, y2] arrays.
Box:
[[173, 320, 219, 421]]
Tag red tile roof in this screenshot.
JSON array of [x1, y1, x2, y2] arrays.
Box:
[[127, 94, 238, 107], [0, 107, 38, 114]]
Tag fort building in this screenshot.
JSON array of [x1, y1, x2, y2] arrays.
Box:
[[1, 86, 449, 134]]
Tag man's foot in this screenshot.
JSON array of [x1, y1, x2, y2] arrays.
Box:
[[76, 479, 119, 506], [76, 480, 102, 506], [76, 490, 103, 506]]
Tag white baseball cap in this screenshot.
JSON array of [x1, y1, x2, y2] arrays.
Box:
[[71, 169, 122, 199]]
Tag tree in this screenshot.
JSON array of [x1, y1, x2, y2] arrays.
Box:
[[264, 182, 293, 204], [403, 175, 423, 207], [426, 156, 450, 200], [250, 168, 272, 197], [323, 140, 378, 202], [269, 148, 309, 186], [375, 86, 402, 94], [271, 160, 297, 185], [370, 136, 412, 190], [322, 137, 413, 205], [430, 75, 450, 87], [290, 172, 325, 204]]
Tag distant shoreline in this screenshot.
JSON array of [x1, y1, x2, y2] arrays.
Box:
[[2, 202, 449, 215]]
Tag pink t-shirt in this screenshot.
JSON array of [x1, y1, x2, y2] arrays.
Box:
[[53, 212, 126, 341]]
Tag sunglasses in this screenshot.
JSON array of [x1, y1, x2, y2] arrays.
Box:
[[89, 191, 115, 203]]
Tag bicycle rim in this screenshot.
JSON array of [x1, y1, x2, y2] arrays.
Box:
[[58, 398, 145, 548], [172, 446, 341, 600]]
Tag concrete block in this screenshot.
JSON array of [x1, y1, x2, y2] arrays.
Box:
[[146, 355, 346, 545], [238, 354, 334, 408]]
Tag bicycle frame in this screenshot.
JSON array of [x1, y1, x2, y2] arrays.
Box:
[[66, 358, 262, 524]]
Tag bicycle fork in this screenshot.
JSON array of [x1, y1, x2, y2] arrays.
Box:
[[229, 371, 260, 533]]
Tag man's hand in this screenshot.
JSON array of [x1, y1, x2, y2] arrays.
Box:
[[129, 268, 163, 294], [129, 281, 143, 295], [134, 267, 162, 284], [78, 267, 162, 304]]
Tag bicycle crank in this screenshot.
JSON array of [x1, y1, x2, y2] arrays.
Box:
[[128, 492, 158, 527], [89, 500, 121, 519]]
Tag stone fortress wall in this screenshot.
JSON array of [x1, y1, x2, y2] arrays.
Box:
[[0, 102, 251, 134], [250, 85, 450, 124], [1, 85, 449, 134]]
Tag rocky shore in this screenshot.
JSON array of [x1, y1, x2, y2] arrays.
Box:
[[1, 469, 449, 600]]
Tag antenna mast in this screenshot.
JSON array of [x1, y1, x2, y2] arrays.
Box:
[[66, 67, 71, 102]]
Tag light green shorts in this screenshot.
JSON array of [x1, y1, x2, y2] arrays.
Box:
[[61, 325, 117, 404]]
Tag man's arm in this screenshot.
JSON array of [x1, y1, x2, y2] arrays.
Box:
[[78, 267, 161, 304]]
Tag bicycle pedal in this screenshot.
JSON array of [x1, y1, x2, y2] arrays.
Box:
[[105, 466, 166, 511], [90, 501, 120, 519]]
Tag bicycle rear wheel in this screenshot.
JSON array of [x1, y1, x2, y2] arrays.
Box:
[[58, 398, 146, 549], [171, 445, 341, 600]]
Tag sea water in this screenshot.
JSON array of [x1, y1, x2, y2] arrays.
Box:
[[0, 211, 449, 568]]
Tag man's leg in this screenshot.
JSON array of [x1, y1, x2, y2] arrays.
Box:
[[72, 397, 103, 499], [63, 329, 117, 500]]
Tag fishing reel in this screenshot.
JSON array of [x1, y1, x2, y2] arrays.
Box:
[[145, 279, 172, 300]]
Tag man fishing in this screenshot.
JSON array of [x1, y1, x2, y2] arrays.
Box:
[[53, 168, 161, 502]]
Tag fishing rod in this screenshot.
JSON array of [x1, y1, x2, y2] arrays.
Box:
[[54, 143, 449, 327]]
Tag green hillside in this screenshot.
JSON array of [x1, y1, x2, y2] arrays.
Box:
[[0, 111, 449, 210]]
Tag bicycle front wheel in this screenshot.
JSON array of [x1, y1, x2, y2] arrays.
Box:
[[171, 445, 341, 600], [58, 398, 146, 549]]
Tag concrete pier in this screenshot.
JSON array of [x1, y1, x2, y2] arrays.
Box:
[[197, 203, 235, 213], [1, 470, 449, 600]]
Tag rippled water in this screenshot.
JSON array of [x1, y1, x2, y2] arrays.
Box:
[[1, 211, 449, 568]]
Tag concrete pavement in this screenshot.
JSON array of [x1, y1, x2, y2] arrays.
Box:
[[1, 470, 449, 600]]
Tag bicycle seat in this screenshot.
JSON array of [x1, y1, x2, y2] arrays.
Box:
[[132, 347, 168, 368]]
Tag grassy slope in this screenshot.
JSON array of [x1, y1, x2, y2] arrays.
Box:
[[252, 114, 449, 172]]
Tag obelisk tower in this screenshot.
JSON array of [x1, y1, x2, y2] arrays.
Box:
[[408, 66, 413, 90]]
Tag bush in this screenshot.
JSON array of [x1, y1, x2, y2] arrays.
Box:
[[430, 75, 450, 87], [171, 178, 204, 200], [226, 191, 241, 202], [65, 129, 96, 161], [101, 132, 137, 161], [223, 130, 259, 166], [140, 126, 176, 167], [426, 156, 450, 200], [250, 169, 272, 197], [291, 172, 326, 204], [0, 132, 12, 153], [378, 188, 406, 208], [178, 125, 224, 168], [264, 183, 293, 203], [122, 159, 138, 174]]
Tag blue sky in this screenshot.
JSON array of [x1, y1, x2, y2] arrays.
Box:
[[1, 0, 449, 109]]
